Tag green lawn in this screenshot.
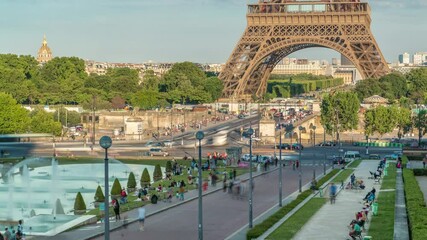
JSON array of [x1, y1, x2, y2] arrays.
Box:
[[367, 164, 396, 239], [331, 169, 354, 184], [266, 169, 351, 239], [347, 159, 362, 168], [267, 198, 326, 239]]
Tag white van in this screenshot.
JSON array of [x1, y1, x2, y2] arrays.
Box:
[[344, 151, 361, 163]]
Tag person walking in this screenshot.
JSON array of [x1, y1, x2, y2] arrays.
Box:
[[179, 185, 185, 201], [329, 182, 337, 204], [138, 206, 146, 231], [233, 168, 236, 181], [423, 154, 427, 168], [113, 198, 121, 221]]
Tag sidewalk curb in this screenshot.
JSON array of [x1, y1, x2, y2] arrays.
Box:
[[82, 166, 279, 240]]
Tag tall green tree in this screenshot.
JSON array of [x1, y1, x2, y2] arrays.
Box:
[[321, 92, 360, 140], [30, 109, 62, 136], [414, 110, 427, 147], [0, 92, 30, 134], [407, 68, 427, 103], [379, 73, 407, 100], [363, 106, 395, 137]]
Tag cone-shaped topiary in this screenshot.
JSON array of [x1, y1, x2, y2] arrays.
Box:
[[74, 192, 86, 215], [140, 168, 151, 187], [110, 178, 122, 196], [153, 164, 163, 182], [166, 161, 172, 174], [127, 172, 136, 192], [94, 185, 105, 202]]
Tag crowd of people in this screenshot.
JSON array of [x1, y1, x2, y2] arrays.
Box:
[[1, 220, 24, 240]]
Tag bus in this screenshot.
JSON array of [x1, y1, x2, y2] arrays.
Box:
[[344, 151, 361, 163]]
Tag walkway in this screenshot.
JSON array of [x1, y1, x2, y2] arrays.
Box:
[[291, 160, 379, 240], [34, 162, 325, 240], [394, 169, 409, 240]]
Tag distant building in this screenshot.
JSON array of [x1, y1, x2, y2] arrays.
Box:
[[398, 52, 410, 64], [37, 35, 53, 64], [333, 69, 355, 85], [272, 58, 327, 75], [413, 52, 427, 66]]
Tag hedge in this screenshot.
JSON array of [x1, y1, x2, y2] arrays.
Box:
[[74, 192, 86, 211], [153, 164, 163, 182], [246, 169, 339, 240], [140, 168, 151, 187], [94, 185, 105, 202], [111, 178, 122, 196], [127, 172, 137, 189], [413, 169, 427, 176], [403, 169, 427, 240], [267, 78, 344, 97], [166, 161, 172, 173]]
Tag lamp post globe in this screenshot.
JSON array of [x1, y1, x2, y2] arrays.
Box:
[[247, 128, 254, 136], [195, 131, 205, 140], [99, 136, 112, 149]]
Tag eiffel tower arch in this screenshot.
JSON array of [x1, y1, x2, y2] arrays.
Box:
[[220, 0, 390, 99]]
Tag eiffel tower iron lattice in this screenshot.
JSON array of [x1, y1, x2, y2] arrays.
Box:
[[219, 0, 390, 99]]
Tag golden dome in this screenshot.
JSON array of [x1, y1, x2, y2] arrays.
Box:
[[37, 35, 53, 64]]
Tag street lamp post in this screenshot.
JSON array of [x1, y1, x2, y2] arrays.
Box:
[[99, 136, 112, 240], [365, 135, 369, 155], [195, 131, 205, 240], [279, 118, 283, 207], [247, 128, 255, 228], [312, 126, 317, 147], [298, 126, 303, 193]]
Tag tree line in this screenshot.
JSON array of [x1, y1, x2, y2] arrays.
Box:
[[0, 54, 224, 110], [321, 68, 427, 146]]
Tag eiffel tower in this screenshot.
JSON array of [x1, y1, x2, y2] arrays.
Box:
[[220, 0, 389, 99]]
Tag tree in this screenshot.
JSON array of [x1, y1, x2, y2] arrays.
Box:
[[414, 110, 427, 147], [204, 77, 224, 101], [153, 164, 163, 182], [140, 168, 151, 187], [131, 89, 160, 110], [30, 109, 62, 136], [107, 68, 140, 99], [379, 73, 407, 100], [354, 78, 382, 101], [127, 172, 136, 190], [111, 96, 126, 110], [392, 106, 412, 141], [321, 92, 360, 141], [94, 185, 105, 202], [0, 92, 31, 134], [363, 106, 395, 137], [407, 68, 427, 103], [54, 107, 81, 127], [110, 178, 122, 196], [74, 192, 86, 214]]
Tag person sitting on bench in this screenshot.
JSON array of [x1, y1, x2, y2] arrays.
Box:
[[349, 220, 362, 240]]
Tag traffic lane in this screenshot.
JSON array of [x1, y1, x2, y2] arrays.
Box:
[[92, 165, 324, 240]]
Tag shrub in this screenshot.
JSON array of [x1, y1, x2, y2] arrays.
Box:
[[166, 161, 172, 173], [403, 169, 427, 240], [94, 185, 105, 202], [140, 168, 151, 187], [74, 192, 86, 212], [153, 164, 162, 182], [413, 169, 427, 176], [127, 172, 137, 189], [110, 178, 122, 196]]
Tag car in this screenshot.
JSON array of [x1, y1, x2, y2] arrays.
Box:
[[384, 154, 399, 160], [149, 148, 169, 157], [258, 155, 272, 164], [238, 114, 246, 119], [276, 143, 291, 150], [144, 141, 165, 148], [241, 154, 257, 162], [318, 141, 336, 147], [369, 154, 381, 160], [292, 143, 304, 150]]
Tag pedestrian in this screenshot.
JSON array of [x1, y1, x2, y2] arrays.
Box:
[[275, 157, 278, 167], [233, 168, 236, 181], [113, 198, 121, 220], [17, 219, 23, 236], [3, 228, 10, 240], [0, 231, 4, 240], [423, 154, 427, 168], [179, 185, 185, 200], [329, 182, 337, 204], [138, 206, 146, 231], [292, 161, 296, 171]]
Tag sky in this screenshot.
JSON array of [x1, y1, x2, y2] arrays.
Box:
[[0, 0, 425, 64]]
